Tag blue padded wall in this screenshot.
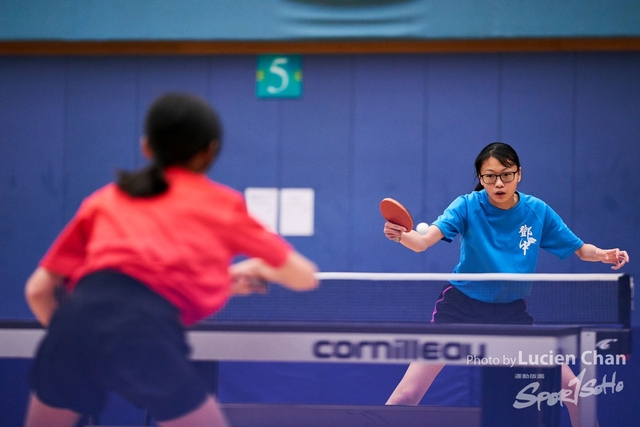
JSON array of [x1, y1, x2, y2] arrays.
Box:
[[352, 55, 426, 273], [573, 54, 640, 272], [0, 57, 67, 318], [279, 55, 354, 270]]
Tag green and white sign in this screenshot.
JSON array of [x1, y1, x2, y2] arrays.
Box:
[[256, 55, 302, 98]]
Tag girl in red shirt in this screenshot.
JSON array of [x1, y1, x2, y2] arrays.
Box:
[[24, 93, 318, 427]]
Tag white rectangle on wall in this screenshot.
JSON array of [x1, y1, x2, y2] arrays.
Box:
[[279, 188, 314, 236], [244, 187, 279, 233]]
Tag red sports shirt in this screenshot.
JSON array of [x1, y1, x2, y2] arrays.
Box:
[[40, 167, 292, 325]]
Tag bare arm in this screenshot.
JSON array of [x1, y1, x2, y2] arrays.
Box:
[[383, 221, 444, 252], [575, 243, 629, 270], [230, 250, 318, 293], [24, 267, 64, 327]]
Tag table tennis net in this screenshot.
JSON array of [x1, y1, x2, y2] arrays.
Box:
[[208, 273, 633, 327]]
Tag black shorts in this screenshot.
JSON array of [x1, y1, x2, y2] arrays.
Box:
[[29, 270, 209, 421], [431, 285, 533, 325]]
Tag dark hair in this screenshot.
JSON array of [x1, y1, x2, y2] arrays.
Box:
[[473, 142, 520, 191], [117, 93, 222, 197]]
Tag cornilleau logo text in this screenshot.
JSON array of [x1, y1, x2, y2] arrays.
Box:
[[312, 339, 486, 361]]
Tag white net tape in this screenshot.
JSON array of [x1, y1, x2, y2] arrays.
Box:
[[315, 272, 624, 282]]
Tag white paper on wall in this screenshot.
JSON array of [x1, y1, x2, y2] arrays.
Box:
[[279, 188, 314, 236], [244, 187, 279, 233]]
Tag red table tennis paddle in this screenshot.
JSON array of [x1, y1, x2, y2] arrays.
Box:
[[380, 198, 414, 232]]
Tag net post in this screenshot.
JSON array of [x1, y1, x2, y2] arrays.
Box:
[[579, 330, 598, 427], [617, 274, 633, 328]]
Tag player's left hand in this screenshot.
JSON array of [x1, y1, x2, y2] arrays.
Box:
[[231, 275, 269, 295], [597, 248, 629, 270], [230, 258, 270, 295]]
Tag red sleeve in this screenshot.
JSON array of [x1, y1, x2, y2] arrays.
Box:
[[228, 197, 292, 267], [39, 201, 92, 277]]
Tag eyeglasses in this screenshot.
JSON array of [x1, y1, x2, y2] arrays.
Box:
[[479, 170, 519, 185]]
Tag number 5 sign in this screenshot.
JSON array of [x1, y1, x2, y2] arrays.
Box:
[[256, 55, 302, 98]]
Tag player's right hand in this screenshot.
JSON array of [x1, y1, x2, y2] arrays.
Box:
[[384, 221, 406, 242]]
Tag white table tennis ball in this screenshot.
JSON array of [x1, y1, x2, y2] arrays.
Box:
[[416, 222, 429, 235]]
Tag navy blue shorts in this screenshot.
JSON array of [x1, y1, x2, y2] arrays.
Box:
[[29, 270, 209, 421], [431, 285, 533, 325]]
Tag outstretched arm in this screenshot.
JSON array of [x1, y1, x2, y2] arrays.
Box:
[[230, 251, 318, 294], [384, 222, 444, 253], [575, 244, 629, 270]]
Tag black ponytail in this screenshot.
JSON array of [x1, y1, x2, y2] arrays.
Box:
[[116, 163, 168, 198], [116, 93, 222, 198]]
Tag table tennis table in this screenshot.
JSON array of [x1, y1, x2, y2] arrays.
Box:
[[0, 319, 631, 427]]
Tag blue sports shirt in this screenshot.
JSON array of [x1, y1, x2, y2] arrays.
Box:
[[432, 190, 583, 303]]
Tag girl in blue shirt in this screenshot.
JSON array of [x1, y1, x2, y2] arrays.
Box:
[[383, 142, 629, 426]]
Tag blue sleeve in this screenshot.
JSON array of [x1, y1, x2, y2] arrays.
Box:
[[432, 196, 467, 243], [540, 204, 584, 259]]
